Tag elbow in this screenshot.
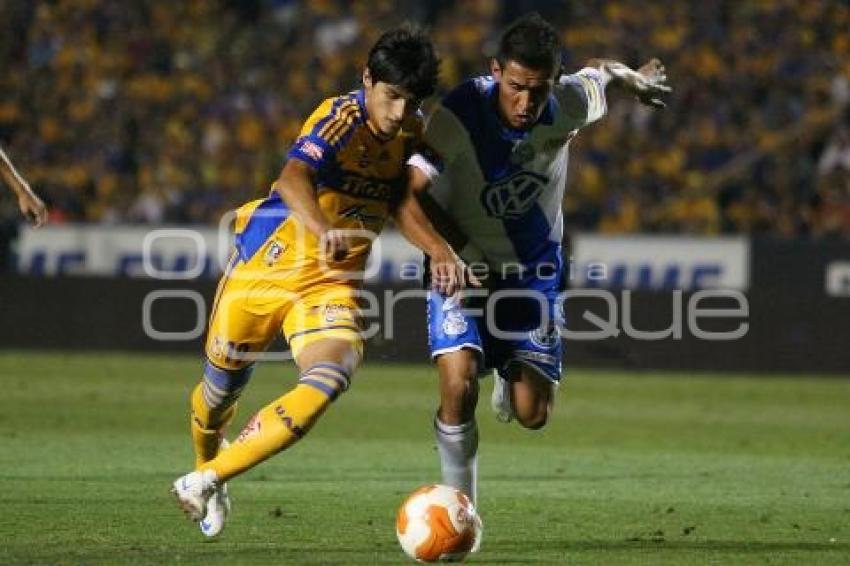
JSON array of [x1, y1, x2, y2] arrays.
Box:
[[391, 196, 413, 226], [274, 160, 309, 200], [271, 178, 291, 206]]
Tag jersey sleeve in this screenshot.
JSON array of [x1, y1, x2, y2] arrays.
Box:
[[557, 68, 608, 128], [286, 97, 359, 171], [407, 104, 468, 183]]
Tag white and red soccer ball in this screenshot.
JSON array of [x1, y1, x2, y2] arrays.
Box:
[[396, 484, 482, 562]]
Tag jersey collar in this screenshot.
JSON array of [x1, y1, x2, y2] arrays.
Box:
[[487, 80, 557, 139], [355, 88, 369, 122]]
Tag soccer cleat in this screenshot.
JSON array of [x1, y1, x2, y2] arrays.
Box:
[[200, 481, 231, 537], [490, 369, 513, 423], [171, 469, 219, 522], [200, 440, 231, 537]]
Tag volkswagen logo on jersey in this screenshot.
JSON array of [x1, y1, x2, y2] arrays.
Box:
[[481, 170, 548, 219]]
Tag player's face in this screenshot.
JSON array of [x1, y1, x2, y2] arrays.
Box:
[[491, 59, 556, 130], [363, 70, 421, 137]]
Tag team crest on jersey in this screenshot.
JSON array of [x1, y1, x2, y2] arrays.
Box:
[[264, 240, 285, 266], [481, 170, 548, 219], [442, 310, 468, 336]]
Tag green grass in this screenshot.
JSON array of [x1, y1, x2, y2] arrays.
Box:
[[0, 352, 848, 565]]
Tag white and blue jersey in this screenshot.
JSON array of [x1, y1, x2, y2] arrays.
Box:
[[409, 69, 607, 381]]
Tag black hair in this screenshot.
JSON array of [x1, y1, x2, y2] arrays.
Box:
[[366, 24, 439, 100], [497, 12, 561, 74]]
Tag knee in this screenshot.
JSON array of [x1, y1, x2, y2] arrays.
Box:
[[295, 339, 361, 381], [201, 360, 254, 409], [506, 363, 555, 430], [443, 371, 478, 400], [515, 406, 550, 430], [298, 361, 353, 401], [510, 381, 552, 430], [437, 352, 479, 400], [437, 355, 479, 423]]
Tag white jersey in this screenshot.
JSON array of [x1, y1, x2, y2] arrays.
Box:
[[409, 69, 607, 285]]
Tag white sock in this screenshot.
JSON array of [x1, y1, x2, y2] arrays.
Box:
[[434, 416, 478, 506]]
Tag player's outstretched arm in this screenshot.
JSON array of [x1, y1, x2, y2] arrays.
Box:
[[394, 166, 481, 296], [273, 159, 349, 261], [0, 146, 47, 228], [585, 58, 672, 109]]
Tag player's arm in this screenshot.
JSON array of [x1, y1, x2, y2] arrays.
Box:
[[394, 166, 480, 296], [408, 167, 469, 251], [583, 58, 671, 109], [0, 146, 47, 228], [272, 159, 348, 261], [406, 106, 486, 265], [557, 58, 670, 127], [276, 98, 361, 261]]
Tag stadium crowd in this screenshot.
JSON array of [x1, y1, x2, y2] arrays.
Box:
[[1, 0, 848, 238]]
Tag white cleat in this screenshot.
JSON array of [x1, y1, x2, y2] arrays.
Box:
[[200, 440, 231, 537], [491, 369, 514, 423], [171, 469, 219, 522], [200, 481, 231, 537]]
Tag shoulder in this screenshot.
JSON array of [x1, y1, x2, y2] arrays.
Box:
[[441, 77, 492, 117], [429, 76, 493, 140], [288, 92, 364, 167], [302, 92, 363, 132], [401, 109, 425, 137]]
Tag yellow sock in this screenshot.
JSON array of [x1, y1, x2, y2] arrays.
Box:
[[200, 364, 350, 481], [190, 383, 236, 467]]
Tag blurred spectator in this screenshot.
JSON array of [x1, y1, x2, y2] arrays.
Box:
[[0, 0, 847, 240], [817, 128, 850, 176]]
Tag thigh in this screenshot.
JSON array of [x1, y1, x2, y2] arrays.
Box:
[[283, 284, 364, 363], [427, 290, 485, 365], [492, 292, 563, 383], [205, 263, 291, 369], [504, 360, 558, 404]]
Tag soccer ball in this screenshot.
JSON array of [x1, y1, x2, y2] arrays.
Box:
[[396, 484, 482, 562]]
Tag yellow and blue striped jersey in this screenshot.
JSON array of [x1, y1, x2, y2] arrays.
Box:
[[231, 89, 424, 285]]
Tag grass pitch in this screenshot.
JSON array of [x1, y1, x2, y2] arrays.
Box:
[[0, 351, 848, 565]]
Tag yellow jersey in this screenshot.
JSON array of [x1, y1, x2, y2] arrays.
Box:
[[231, 89, 424, 288]]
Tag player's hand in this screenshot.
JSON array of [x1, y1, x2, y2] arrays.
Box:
[[430, 246, 482, 297], [320, 228, 351, 262], [604, 58, 672, 109], [17, 188, 47, 228]]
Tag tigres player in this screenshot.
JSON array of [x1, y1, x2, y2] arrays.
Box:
[[171, 25, 476, 537]]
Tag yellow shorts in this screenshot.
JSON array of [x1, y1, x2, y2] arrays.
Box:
[[205, 254, 364, 370]]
